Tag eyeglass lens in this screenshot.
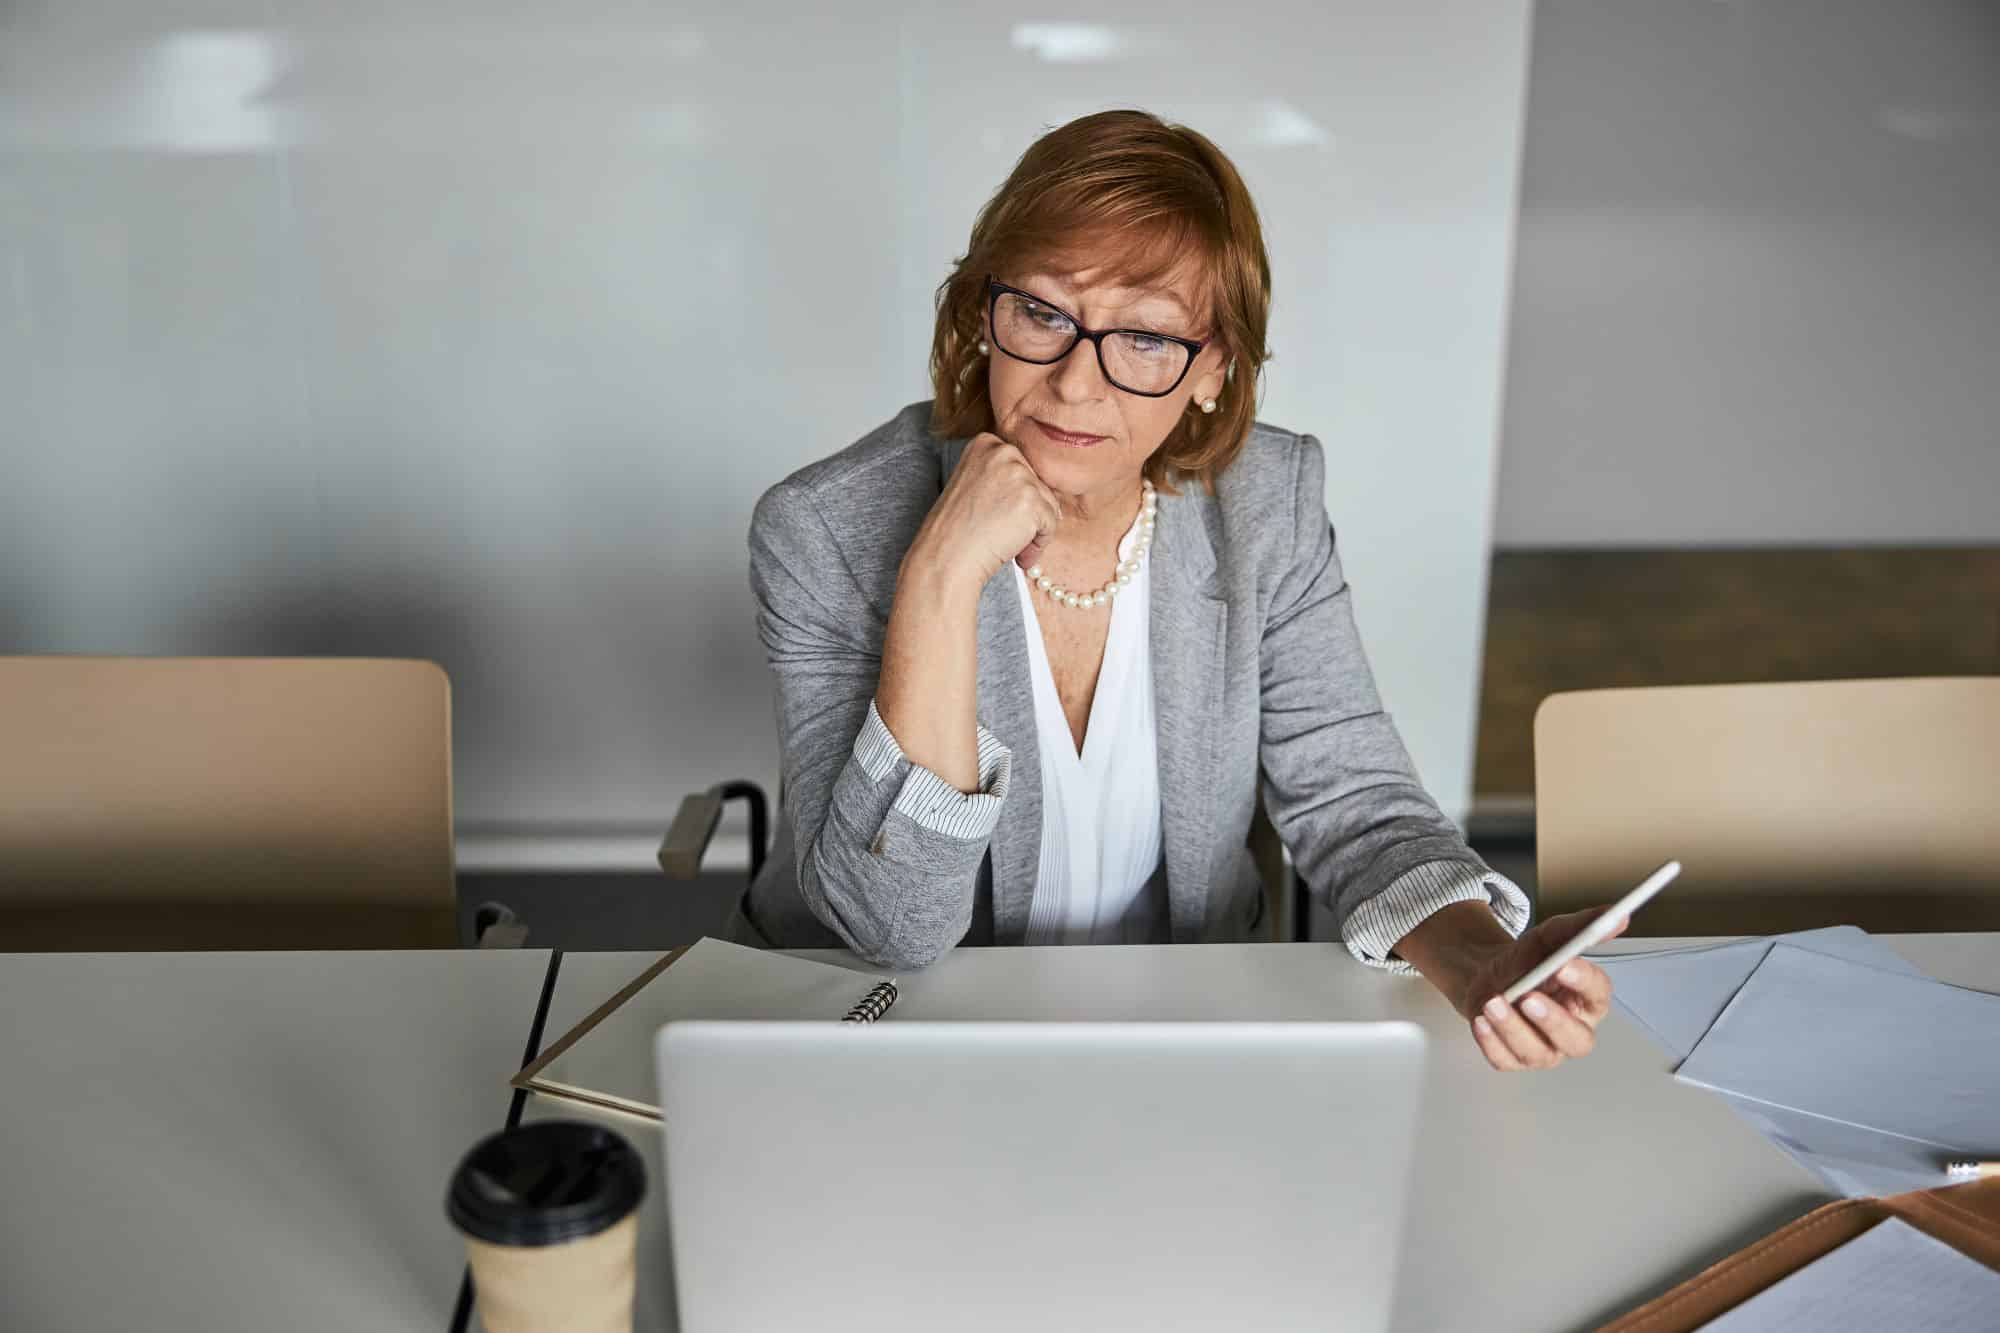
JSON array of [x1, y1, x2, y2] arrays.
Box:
[[990, 290, 1190, 396]]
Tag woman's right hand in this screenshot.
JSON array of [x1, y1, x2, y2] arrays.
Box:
[[905, 431, 1062, 595]]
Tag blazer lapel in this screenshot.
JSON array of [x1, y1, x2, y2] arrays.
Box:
[[978, 569, 1041, 943], [941, 434, 1042, 944], [1149, 482, 1226, 943]]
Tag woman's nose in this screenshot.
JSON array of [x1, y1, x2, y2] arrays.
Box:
[[1049, 336, 1108, 399]]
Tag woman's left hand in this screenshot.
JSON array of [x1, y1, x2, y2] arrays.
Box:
[[1450, 909, 1626, 1072]]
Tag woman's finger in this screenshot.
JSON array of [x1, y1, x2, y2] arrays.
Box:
[[1471, 1016, 1525, 1072], [1005, 451, 1057, 515], [1015, 515, 1056, 571], [1530, 906, 1615, 956], [1549, 958, 1614, 1025], [1015, 499, 1053, 568], [1481, 996, 1561, 1069], [1008, 462, 1061, 568], [1516, 989, 1596, 1059]]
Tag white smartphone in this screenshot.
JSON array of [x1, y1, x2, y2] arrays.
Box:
[[1501, 859, 1681, 1004]]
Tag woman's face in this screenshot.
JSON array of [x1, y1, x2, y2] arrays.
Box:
[[984, 261, 1227, 504]]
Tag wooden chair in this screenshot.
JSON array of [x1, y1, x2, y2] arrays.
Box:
[[1534, 677, 2000, 936], [0, 656, 511, 950]]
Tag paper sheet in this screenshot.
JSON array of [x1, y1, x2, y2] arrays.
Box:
[[1696, 1218, 2000, 1331], [1673, 944, 2000, 1172], [1595, 929, 1982, 1196], [1595, 926, 1921, 1063], [1715, 1097, 1979, 1199]]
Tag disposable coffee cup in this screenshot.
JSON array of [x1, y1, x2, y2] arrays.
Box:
[[447, 1120, 646, 1333]]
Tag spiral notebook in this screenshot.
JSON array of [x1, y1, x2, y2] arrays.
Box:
[[511, 937, 900, 1121]]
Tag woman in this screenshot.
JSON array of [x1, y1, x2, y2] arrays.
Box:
[[736, 109, 1624, 1072]]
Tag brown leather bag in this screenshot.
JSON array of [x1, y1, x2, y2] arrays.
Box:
[[1599, 1177, 2000, 1331]]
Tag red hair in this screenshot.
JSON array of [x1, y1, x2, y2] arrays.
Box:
[[929, 109, 1273, 491]]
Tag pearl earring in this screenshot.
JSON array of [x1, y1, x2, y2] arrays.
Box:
[[977, 340, 990, 355], [1200, 397, 1218, 414]]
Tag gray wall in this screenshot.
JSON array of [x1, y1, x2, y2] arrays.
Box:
[[1497, 0, 2000, 548], [2, 3, 1531, 867]]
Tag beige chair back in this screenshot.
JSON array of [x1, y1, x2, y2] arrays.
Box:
[[0, 656, 457, 949], [1534, 677, 2000, 935]]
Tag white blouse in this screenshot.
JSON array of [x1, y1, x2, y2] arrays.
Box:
[[1011, 506, 1170, 944]]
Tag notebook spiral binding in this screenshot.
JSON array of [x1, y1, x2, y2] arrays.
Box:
[[842, 980, 899, 1023]]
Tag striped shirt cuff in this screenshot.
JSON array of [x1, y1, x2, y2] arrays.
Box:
[[1341, 860, 1533, 976], [853, 699, 1011, 842]]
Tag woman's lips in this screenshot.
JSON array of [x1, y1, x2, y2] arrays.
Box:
[[1034, 418, 1106, 447]]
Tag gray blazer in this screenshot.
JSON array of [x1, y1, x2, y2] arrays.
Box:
[[732, 402, 1497, 969]]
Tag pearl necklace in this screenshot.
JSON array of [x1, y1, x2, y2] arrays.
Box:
[[1025, 480, 1156, 610]]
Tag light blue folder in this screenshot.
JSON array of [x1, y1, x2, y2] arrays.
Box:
[[1596, 925, 1922, 1063], [1673, 942, 2000, 1198], [1593, 928, 1979, 1197]]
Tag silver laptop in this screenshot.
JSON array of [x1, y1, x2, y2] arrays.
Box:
[[656, 1020, 1426, 1333]]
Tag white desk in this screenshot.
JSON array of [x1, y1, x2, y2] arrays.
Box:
[[3, 937, 1994, 1333], [528, 936, 2000, 1333], [0, 948, 556, 1333]]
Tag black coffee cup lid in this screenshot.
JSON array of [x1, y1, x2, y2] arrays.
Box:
[[447, 1121, 646, 1247]]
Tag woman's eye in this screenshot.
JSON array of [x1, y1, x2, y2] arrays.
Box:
[[1025, 305, 1069, 329], [1126, 334, 1168, 356]]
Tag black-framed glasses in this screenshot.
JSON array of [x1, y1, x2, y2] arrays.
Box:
[[985, 277, 1208, 398]]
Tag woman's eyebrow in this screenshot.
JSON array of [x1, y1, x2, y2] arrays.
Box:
[[1129, 297, 1193, 328], [1026, 274, 1194, 328], [1100, 285, 1196, 328], [1116, 296, 1197, 336]]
